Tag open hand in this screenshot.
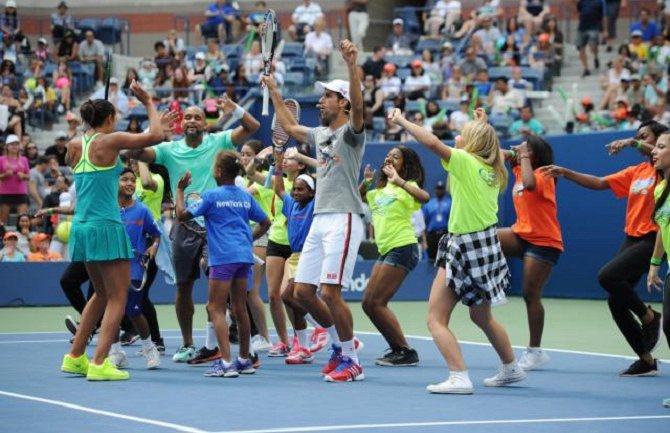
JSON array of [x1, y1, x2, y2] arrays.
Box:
[[217, 95, 237, 116], [177, 171, 192, 190], [387, 108, 405, 125], [538, 165, 566, 178], [647, 265, 663, 293], [382, 164, 402, 185], [160, 110, 179, 135], [340, 39, 358, 66], [473, 107, 488, 123], [130, 80, 151, 105], [363, 164, 375, 183]]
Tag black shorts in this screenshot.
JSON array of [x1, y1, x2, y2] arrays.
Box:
[[200, 22, 220, 38], [170, 221, 208, 285], [0, 194, 29, 207], [266, 239, 292, 259]]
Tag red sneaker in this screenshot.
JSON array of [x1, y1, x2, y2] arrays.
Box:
[[285, 346, 314, 365], [321, 344, 343, 375], [268, 342, 290, 357], [309, 328, 330, 353], [325, 356, 365, 382]]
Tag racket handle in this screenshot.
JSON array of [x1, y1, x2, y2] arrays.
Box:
[[264, 165, 274, 188], [262, 87, 270, 116]]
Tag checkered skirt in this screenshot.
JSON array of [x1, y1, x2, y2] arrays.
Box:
[[435, 226, 509, 307]]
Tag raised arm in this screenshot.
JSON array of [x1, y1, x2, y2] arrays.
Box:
[[513, 141, 536, 191], [272, 150, 286, 199], [359, 164, 375, 199], [175, 171, 193, 222], [218, 95, 261, 145], [606, 137, 653, 157], [261, 74, 311, 144], [138, 160, 158, 191], [388, 108, 453, 162], [285, 147, 317, 169], [340, 39, 364, 133], [383, 164, 430, 203], [538, 165, 610, 190]]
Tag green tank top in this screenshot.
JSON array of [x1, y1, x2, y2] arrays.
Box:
[[72, 132, 124, 224]]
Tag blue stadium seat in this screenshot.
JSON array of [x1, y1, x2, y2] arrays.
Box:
[[77, 18, 101, 34], [42, 63, 57, 76], [128, 105, 148, 122], [405, 100, 421, 113], [416, 39, 442, 54], [185, 46, 196, 60], [384, 54, 413, 68], [437, 100, 459, 113], [97, 18, 124, 47], [281, 42, 304, 58], [115, 119, 129, 132], [222, 44, 240, 58], [396, 67, 411, 81], [372, 117, 386, 134], [284, 71, 305, 86]]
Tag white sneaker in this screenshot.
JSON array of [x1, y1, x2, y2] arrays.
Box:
[[426, 373, 474, 394], [109, 348, 128, 369], [518, 347, 550, 371], [251, 335, 273, 353], [483, 363, 527, 387], [143, 344, 161, 369]]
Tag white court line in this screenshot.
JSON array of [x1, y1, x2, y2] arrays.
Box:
[[0, 390, 206, 433], [210, 415, 670, 433]]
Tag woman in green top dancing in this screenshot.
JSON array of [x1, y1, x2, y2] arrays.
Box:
[[60, 81, 175, 381], [645, 132, 670, 408]]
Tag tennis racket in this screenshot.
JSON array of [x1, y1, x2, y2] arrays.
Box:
[[130, 251, 150, 292], [261, 9, 278, 116], [271, 98, 301, 152], [181, 192, 207, 239], [103, 53, 112, 101]]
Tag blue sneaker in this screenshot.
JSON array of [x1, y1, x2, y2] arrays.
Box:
[[234, 358, 256, 374], [204, 360, 239, 378], [322, 344, 343, 375]]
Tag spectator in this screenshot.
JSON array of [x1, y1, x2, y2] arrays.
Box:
[[576, 0, 605, 77], [421, 49, 441, 83], [404, 59, 431, 100], [629, 30, 649, 61], [35, 37, 51, 63], [400, 111, 432, 142], [385, 18, 416, 55], [304, 17, 333, 78], [363, 74, 383, 125], [172, 65, 191, 102], [153, 41, 173, 75], [1, 0, 18, 35], [65, 111, 80, 138], [603, 0, 623, 52], [78, 30, 105, 88], [442, 65, 464, 100], [643, 72, 667, 109], [126, 117, 142, 134], [529, 33, 558, 81], [27, 233, 62, 261], [362, 46, 386, 79], [423, 99, 450, 138], [163, 29, 185, 57], [505, 16, 526, 46], [50, 1, 74, 45], [458, 47, 487, 79], [52, 60, 72, 113], [626, 74, 645, 106], [205, 38, 225, 66], [0, 231, 25, 262], [449, 95, 470, 132], [542, 16, 564, 65], [0, 84, 23, 138], [288, 0, 324, 41], [0, 134, 29, 225], [243, 1, 267, 34], [207, 63, 232, 94], [15, 213, 34, 255], [91, 77, 129, 117], [599, 56, 630, 109], [188, 52, 213, 102], [23, 142, 39, 168], [44, 132, 69, 166], [378, 62, 402, 100], [473, 69, 492, 97], [424, 0, 450, 38], [196, 0, 240, 44], [348, 0, 369, 51], [137, 59, 158, 89], [122, 67, 139, 92], [241, 40, 263, 76], [630, 8, 659, 42], [422, 180, 451, 262], [509, 105, 545, 137], [473, 14, 502, 55], [439, 41, 456, 81], [508, 66, 532, 98], [499, 34, 521, 66], [488, 76, 525, 114], [54, 29, 78, 64], [519, 0, 550, 34], [28, 155, 48, 212]]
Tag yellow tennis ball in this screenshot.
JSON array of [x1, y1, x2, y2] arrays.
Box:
[[56, 221, 72, 243]]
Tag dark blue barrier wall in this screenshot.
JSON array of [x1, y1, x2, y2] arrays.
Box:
[[1, 100, 664, 306]]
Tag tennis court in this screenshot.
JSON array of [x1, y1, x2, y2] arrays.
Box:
[[1, 300, 668, 433]]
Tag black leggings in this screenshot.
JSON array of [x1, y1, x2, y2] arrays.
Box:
[[597, 233, 655, 356], [142, 257, 162, 342]]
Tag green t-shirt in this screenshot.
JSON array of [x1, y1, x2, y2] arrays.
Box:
[[268, 178, 293, 245], [654, 180, 670, 262], [441, 148, 500, 234], [135, 173, 164, 221], [366, 182, 421, 255], [154, 130, 235, 197], [251, 175, 275, 228]]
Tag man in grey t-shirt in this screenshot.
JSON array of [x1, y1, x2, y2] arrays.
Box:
[[78, 30, 105, 86], [263, 39, 366, 382]]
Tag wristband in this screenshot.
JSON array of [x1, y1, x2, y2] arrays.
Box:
[[48, 208, 54, 215], [273, 170, 283, 177], [232, 104, 245, 121], [509, 149, 516, 158], [635, 140, 643, 149], [401, 180, 407, 188], [650, 256, 663, 266]]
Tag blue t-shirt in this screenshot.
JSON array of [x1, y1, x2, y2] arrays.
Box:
[[630, 21, 659, 42], [120, 201, 161, 280], [282, 194, 315, 253], [422, 196, 452, 233], [189, 185, 267, 266], [206, 2, 239, 26]]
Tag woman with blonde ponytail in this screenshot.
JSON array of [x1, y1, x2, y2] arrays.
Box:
[[388, 107, 525, 395]]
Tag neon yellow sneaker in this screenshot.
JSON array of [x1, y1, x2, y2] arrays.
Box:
[[86, 358, 130, 381], [61, 353, 89, 376]]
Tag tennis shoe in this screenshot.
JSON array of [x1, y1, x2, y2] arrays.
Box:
[[376, 347, 419, 367], [518, 348, 550, 371], [250, 351, 261, 369], [251, 335, 273, 352], [286, 345, 314, 364], [268, 341, 290, 357], [426, 374, 474, 394], [322, 344, 344, 375], [483, 363, 527, 386], [65, 315, 78, 336], [87, 358, 129, 381], [61, 353, 89, 376], [204, 359, 239, 378], [234, 358, 256, 374], [172, 345, 196, 363], [619, 359, 658, 377], [187, 346, 221, 365], [109, 347, 128, 369], [324, 356, 364, 382], [309, 328, 330, 353], [663, 398, 670, 408], [120, 331, 139, 346], [142, 344, 161, 369], [154, 338, 165, 354]]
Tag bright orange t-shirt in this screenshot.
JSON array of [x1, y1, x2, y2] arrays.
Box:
[[604, 162, 658, 237], [511, 166, 564, 251], [27, 251, 63, 262]]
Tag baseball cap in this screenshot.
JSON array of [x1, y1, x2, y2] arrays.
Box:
[[34, 233, 50, 243], [6, 1, 16, 8], [392, 18, 403, 26], [5, 134, 19, 144], [538, 33, 550, 43], [383, 62, 397, 73], [315, 79, 363, 103], [3, 231, 18, 241], [410, 59, 423, 68], [460, 94, 469, 103], [109, 77, 119, 85], [631, 29, 643, 38], [581, 96, 592, 106], [631, 73, 641, 81], [442, 41, 453, 50], [435, 180, 446, 189], [55, 130, 68, 139], [195, 52, 206, 60], [38, 37, 48, 45]]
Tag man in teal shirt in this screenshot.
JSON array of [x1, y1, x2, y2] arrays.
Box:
[[126, 96, 260, 363], [509, 105, 545, 138]]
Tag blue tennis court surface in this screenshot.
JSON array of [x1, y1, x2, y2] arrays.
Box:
[[1, 330, 669, 433]]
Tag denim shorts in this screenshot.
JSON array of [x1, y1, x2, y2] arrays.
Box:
[[376, 243, 420, 273], [520, 239, 561, 266]]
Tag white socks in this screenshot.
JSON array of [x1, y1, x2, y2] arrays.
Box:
[[325, 325, 340, 347], [110, 342, 122, 353], [305, 313, 321, 329], [295, 329, 309, 348], [341, 339, 359, 365], [206, 321, 217, 350]]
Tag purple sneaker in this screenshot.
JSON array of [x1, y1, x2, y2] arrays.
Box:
[[204, 359, 239, 378], [234, 358, 256, 375]]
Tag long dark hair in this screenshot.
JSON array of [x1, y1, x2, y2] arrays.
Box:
[[80, 99, 115, 128], [377, 145, 425, 189], [525, 133, 554, 169], [242, 139, 269, 172]]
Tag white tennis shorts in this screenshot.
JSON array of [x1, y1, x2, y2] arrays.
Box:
[[294, 213, 363, 289]]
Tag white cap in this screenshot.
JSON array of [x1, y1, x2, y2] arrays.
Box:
[[195, 52, 206, 60], [38, 37, 48, 45], [392, 18, 403, 26], [5, 134, 18, 144], [5, 1, 16, 8], [55, 130, 68, 139], [109, 77, 119, 85], [315, 79, 363, 103]]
